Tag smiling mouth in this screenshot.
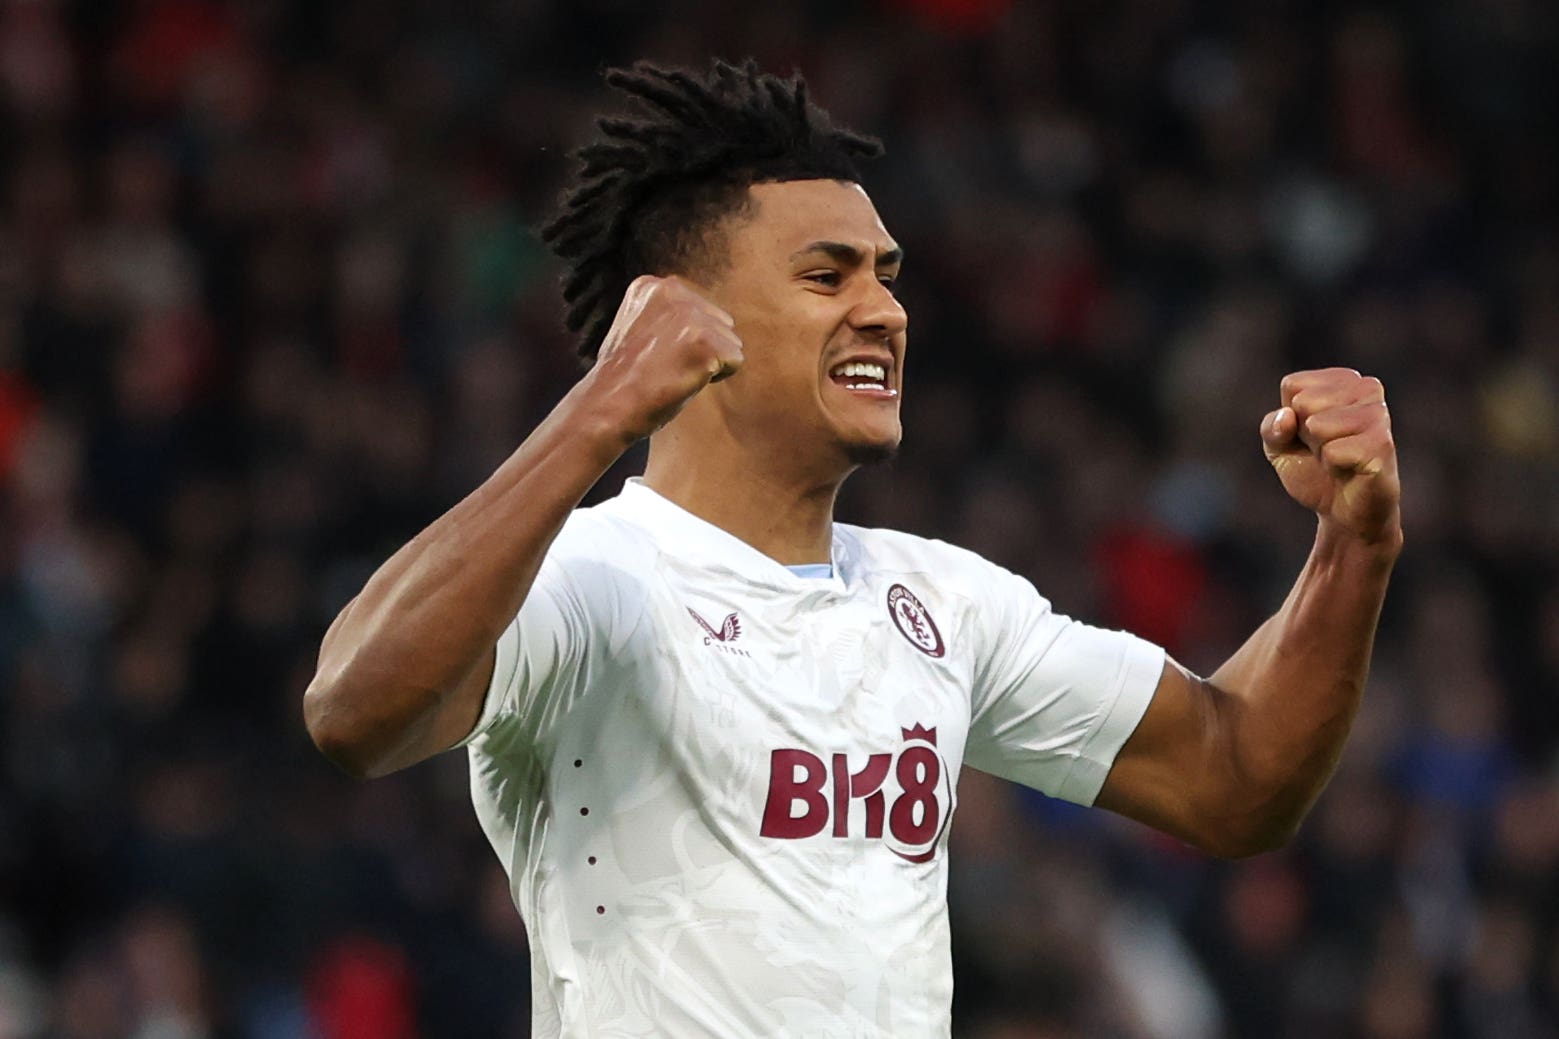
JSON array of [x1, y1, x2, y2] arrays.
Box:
[[828, 360, 898, 396]]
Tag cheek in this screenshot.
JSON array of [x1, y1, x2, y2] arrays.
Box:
[[723, 290, 840, 398], [734, 355, 825, 415], [733, 321, 825, 389]]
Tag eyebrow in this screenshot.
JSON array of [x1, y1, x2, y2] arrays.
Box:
[[791, 240, 905, 267]]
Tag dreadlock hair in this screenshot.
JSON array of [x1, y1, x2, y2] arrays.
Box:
[[541, 59, 884, 361]]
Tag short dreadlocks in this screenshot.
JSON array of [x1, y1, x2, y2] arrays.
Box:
[[542, 59, 884, 361]]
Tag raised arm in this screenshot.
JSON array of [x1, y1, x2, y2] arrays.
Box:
[[303, 276, 742, 778], [1095, 368, 1401, 857]]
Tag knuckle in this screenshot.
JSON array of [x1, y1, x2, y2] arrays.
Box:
[[662, 276, 702, 304]]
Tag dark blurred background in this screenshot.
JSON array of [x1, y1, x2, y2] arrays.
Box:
[[1, 0, 1557, 1036]]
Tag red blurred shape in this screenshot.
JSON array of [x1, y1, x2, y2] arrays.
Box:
[[306, 936, 418, 1039], [0, 372, 39, 481], [113, 0, 236, 111], [1095, 524, 1208, 653], [891, 0, 1012, 36]]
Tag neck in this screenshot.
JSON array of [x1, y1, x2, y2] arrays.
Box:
[[641, 430, 849, 566]]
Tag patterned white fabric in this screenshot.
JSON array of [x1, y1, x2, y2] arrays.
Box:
[[463, 478, 1164, 1038]]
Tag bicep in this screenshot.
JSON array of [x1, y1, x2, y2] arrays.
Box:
[[441, 557, 623, 756], [360, 644, 498, 776], [403, 556, 590, 767], [430, 643, 499, 753], [1093, 656, 1239, 850]]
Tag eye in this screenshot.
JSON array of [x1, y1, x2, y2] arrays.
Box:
[[804, 270, 842, 287], [878, 274, 898, 292]]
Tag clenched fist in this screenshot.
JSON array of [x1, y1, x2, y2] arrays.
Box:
[[1261, 368, 1402, 548], [585, 275, 745, 443]]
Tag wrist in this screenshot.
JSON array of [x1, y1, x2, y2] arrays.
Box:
[[558, 373, 650, 458], [1315, 513, 1403, 569]]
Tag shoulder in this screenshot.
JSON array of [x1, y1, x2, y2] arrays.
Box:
[[838, 524, 1052, 650], [536, 495, 665, 624], [550, 496, 662, 568]]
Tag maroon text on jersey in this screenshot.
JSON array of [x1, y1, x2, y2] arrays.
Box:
[[759, 724, 953, 862]]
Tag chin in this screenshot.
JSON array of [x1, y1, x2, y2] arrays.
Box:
[[843, 438, 900, 466]]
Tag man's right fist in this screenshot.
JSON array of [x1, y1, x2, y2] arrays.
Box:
[[586, 275, 745, 443]]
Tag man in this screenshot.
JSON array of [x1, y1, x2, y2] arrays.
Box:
[[303, 60, 1401, 1037]]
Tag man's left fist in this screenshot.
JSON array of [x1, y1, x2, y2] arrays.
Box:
[[1261, 368, 1402, 548]]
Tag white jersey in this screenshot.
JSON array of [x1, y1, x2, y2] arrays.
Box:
[[462, 479, 1164, 1038]]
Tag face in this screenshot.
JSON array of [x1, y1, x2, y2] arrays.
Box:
[[700, 179, 908, 471]]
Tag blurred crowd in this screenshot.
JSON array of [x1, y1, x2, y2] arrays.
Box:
[[1, 0, 1557, 1036]]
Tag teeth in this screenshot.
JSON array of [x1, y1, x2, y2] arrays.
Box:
[[833, 362, 887, 381]]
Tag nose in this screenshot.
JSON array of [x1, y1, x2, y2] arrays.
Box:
[[849, 279, 908, 340]]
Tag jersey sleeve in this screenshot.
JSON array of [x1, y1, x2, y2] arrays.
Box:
[[456, 518, 650, 750], [964, 564, 1165, 805]]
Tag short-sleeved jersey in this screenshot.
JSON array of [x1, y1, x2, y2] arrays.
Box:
[[463, 479, 1164, 1038]]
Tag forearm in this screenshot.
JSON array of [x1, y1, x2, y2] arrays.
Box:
[[1097, 369, 1402, 856], [304, 275, 743, 775], [1209, 517, 1401, 839], [304, 379, 631, 774]]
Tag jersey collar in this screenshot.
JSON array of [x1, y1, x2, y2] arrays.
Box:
[[608, 478, 852, 594]]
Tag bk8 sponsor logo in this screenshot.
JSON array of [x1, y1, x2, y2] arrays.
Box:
[[759, 724, 952, 863]]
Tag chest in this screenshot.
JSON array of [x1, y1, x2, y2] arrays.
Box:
[[624, 560, 973, 858], [659, 559, 964, 721]]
